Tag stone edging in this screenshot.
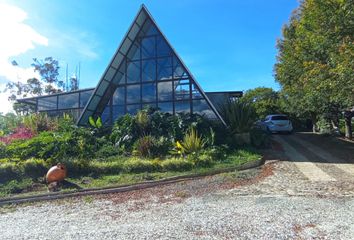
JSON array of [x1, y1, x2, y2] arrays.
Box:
[[0, 158, 265, 206]]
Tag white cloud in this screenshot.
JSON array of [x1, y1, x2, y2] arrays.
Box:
[[0, 3, 48, 113]]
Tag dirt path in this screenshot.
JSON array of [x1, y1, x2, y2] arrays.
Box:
[[0, 133, 353, 239], [274, 133, 354, 182]]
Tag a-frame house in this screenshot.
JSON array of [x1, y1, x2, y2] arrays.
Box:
[[77, 5, 226, 126]]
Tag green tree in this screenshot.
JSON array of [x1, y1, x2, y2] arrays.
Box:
[[3, 57, 64, 115], [275, 0, 354, 138], [241, 87, 281, 119], [5, 57, 63, 100]]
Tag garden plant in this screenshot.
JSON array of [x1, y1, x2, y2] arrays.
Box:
[[0, 107, 262, 197]]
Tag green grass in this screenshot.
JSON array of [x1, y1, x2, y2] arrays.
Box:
[[0, 149, 261, 198], [68, 150, 261, 189]]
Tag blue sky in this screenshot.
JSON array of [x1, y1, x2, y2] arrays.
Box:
[[0, 0, 299, 112]]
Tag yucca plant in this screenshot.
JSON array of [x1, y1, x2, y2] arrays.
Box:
[[179, 127, 206, 154], [219, 99, 257, 134]]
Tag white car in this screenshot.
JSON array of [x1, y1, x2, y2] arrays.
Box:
[[259, 114, 293, 133]]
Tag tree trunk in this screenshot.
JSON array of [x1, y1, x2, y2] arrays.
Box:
[[311, 115, 317, 133], [312, 123, 317, 133], [344, 110, 353, 140], [344, 115, 352, 140]]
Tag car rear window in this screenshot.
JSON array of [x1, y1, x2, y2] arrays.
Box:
[[271, 116, 289, 120]]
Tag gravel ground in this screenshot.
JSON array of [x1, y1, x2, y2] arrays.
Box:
[[1, 134, 353, 239]]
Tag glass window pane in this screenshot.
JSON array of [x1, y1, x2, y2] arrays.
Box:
[[38, 96, 57, 111], [101, 106, 111, 125], [112, 71, 125, 85], [141, 19, 158, 36], [136, 10, 146, 27], [158, 102, 173, 114], [128, 23, 140, 40], [141, 36, 155, 59], [113, 87, 125, 105], [112, 105, 125, 121], [174, 79, 190, 101], [142, 59, 156, 82], [126, 84, 141, 104], [127, 61, 140, 83], [120, 37, 132, 55], [127, 104, 141, 115], [192, 84, 203, 99], [80, 90, 94, 108], [173, 56, 188, 78], [142, 83, 156, 103], [58, 93, 79, 109], [193, 99, 216, 118], [80, 110, 93, 125], [113, 60, 126, 85], [104, 67, 116, 81], [96, 80, 110, 96], [156, 36, 171, 57], [175, 100, 191, 114], [158, 81, 172, 101], [142, 103, 157, 111], [127, 42, 140, 61], [112, 52, 124, 69], [87, 95, 100, 111], [157, 57, 172, 80]]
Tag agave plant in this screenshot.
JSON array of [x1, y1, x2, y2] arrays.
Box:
[[219, 99, 257, 134]]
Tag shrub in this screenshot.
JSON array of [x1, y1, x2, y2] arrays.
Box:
[[6, 127, 101, 162], [219, 99, 257, 134], [111, 109, 213, 156], [201, 146, 229, 162], [160, 158, 194, 172], [0, 162, 22, 183], [133, 135, 156, 158], [0, 178, 33, 194], [111, 114, 137, 153], [22, 158, 48, 179], [122, 158, 160, 173], [0, 113, 22, 135], [0, 178, 33, 195], [23, 113, 58, 133], [95, 144, 120, 159], [89, 160, 123, 175], [186, 152, 215, 168], [136, 110, 150, 134], [0, 142, 7, 158], [0, 127, 35, 145], [179, 127, 205, 154]]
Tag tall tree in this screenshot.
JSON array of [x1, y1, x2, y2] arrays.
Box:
[[5, 57, 63, 99], [241, 87, 281, 119], [3, 57, 64, 115], [275, 0, 354, 138]]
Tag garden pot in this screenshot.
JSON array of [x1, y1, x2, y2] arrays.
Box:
[[46, 163, 67, 183], [234, 132, 251, 145]]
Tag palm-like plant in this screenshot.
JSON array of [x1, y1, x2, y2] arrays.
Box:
[[179, 127, 205, 154], [219, 99, 256, 134]]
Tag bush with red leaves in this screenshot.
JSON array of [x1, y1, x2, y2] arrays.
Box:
[[0, 127, 35, 145]]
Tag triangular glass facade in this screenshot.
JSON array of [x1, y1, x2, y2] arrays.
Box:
[[77, 5, 225, 126]]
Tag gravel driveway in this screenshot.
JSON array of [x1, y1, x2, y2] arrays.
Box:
[[1, 133, 353, 239]]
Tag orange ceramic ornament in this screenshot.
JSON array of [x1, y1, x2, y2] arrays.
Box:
[[46, 163, 67, 183]]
